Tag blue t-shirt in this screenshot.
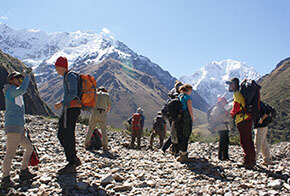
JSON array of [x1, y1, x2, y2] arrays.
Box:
[[179, 93, 191, 111]]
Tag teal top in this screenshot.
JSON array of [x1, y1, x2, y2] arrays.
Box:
[[179, 93, 191, 111]]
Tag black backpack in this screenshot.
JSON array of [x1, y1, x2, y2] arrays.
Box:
[[239, 79, 261, 123], [162, 96, 183, 121], [89, 128, 102, 150], [262, 103, 276, 126], [153, 116, 165, 131]]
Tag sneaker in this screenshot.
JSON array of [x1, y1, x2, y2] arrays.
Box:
[[1, 176, 15, 189], [58, 163, 76, 175], [75, 157, 82, 167], [19, 168, 36, 181], [238, 162, 255, 169]]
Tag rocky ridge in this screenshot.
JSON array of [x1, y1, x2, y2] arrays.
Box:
[[0, 111, 289, 196]]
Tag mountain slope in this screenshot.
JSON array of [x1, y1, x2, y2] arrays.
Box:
[[39, 58, 207, 127], [180, 59, 260, 106], [0, 50, 54, 116], [259, 57, 290, 141], [0, 24, 209, 112]]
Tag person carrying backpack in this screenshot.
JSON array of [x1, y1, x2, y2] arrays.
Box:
[[85, 86, 112, 151], [254, 101, 274, 165], [161, 80, 184, 154], [54, 56, 82, 174], [176, 84, 194, 163], [1, 69, 36, 189], [226, 78, 256, 168], [209, 97, 232, 160], [149, 111, 167, 149], [128, 107, 145, 150]]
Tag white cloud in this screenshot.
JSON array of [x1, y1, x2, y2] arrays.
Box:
[[0, 15, 8, 20]]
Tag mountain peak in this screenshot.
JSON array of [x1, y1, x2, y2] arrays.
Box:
[[180, 59, 260, 106]]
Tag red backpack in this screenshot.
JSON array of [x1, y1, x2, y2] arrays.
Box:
[[131, 113, 142, 131]]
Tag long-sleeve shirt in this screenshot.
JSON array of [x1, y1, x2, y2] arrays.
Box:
[[63, 71, 81, 108]]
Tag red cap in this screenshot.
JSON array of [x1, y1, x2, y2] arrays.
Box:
[[217, 97, 228, 104], [55, 56, 68, 69]]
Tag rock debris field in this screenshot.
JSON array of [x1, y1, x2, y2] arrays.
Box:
[[0, 112, 289, 196]]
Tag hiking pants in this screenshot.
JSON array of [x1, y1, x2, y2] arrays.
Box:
[[218, 130, 229, 160], [85, 109, 108, 149], [237, 119, 256, 165], [254, 126, 271, 162], [162, 136, 179, 154], [2, 133, 33, 178], [150, 128, 165, 147], [177, 121, 192, 152], [131, 128, 142, 148], [58, 108, 80, 164]]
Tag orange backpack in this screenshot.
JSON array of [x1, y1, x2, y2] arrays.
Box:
[[65, 71, 97, 108]]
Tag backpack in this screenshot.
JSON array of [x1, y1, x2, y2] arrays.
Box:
[[132, 113, 142, 130], [239, 79, 261, 123], [262, 103, 276, 126], [162, 97, 183, 121], [65, 71, 97, 108], [153, 116, 165, 131], [89, 128, 102, 150], [26, 129, 39, 166]]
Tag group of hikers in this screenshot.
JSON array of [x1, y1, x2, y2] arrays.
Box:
[[1, 56, 275, 189]]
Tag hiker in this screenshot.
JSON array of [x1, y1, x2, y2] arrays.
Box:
[[176, 84, 194, 162], [85, 86, 112, 151], [209, 97, 232, 160], [149, 111, 167, 149], [54, 56, 82, 174], [254, 101, 273, 165], [226, 78, 256, 168], [162, 80, 184, 154], [1, 69, 36, 189], [128, 107, 145, 150]]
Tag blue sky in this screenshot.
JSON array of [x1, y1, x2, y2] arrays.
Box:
[[1, 0, 290, 78]]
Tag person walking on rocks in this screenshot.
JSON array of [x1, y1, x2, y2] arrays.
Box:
[[176, 84, 194, 162], [226, 78, 256, 168], [149, 111, 167, 149], [209, 97, 232, 160], [128, 107, 145, 150], [54, 56, 82, 174], [254, 101, 273, 165], [1, 69, 36, 189], [85, 86, 112, 151], [162, 80, 183, 154]]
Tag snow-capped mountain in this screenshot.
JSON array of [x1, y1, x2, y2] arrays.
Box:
[[180, 59, 261, 106], [0, 23, 174, 89]]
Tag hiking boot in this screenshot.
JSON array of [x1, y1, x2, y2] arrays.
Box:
[[57, 163, 76, 175], [177, 153, 189, 163], [238, 162, 255, 169], [75, 157, 82, 167], [1, 176, 15, 189], [19, 168, 36, 181], [263, 159, 273, 166]]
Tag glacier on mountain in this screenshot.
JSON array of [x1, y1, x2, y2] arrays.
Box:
[[180, 59, 261, 106]]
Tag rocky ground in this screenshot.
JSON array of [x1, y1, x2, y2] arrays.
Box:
[[0, 112, 289, 196]]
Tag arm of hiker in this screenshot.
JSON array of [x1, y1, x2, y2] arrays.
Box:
[[258, 114, 269, 124], [187, 99, 194, 122], [62, 73, 78, 106], [54, 102, 63, 111], [8, 76, 31, 97], [230, 101, 240, 117], [107, 104, 111, 113]]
